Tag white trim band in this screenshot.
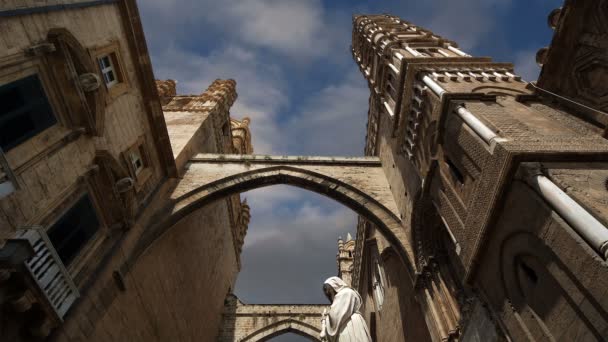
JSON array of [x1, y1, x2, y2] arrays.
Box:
[[526, 174, 608, 260], [421, 75, 446, 98], [383, 101, 395, 116], [405, 46, 422, 57], [447, 45, 470, 57], [455, 106, 497, 143]]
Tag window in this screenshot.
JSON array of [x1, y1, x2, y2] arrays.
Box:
[[370, 249, 386, 311], [415, 48, 446, 58], [98, 54, 119, 88], [445, 157, 465, 185], [128, 148, 144, 176], [0, 75, 57, 151], [123, 136, 151, 190], [47, 194, 100, 266], [90, 41, 129, 100]]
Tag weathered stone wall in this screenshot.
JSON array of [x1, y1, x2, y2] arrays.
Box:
[[358, 227, 432, 342], [0, 0, 165, 241], [475, 180, 608, 341], [0, 2, 174, 339], [86, 201, 239, 341]]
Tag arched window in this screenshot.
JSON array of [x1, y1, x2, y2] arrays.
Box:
[[370, 246, 386, 311]]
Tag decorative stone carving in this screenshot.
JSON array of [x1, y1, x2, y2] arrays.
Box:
[[47, 28, 107, 135], [230, 117, 253, 154], [155, 79, 177, 101], [536, 47, 549, 66], [115, 177, 135, 193], [547, 8, 562, 30], [25, 42, 56, 56], [573, 47, 608, 105], [78, 72, 101, 92]]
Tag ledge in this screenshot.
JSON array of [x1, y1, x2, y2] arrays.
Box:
[[190, 154, 382, 166]]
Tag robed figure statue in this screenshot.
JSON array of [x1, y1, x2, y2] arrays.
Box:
[[320, 277, 372, 342]]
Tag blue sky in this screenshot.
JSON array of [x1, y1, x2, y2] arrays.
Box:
[[138, 0, 560, 339]]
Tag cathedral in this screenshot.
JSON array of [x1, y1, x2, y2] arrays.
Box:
[[0, 0, 607, 341]]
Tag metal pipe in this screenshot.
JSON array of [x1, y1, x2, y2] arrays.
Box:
[[405, 46, 422, 57], [421, 75, 446, 98], [447, 45, 470, 57], [454, 106, 497, 143], [526, 174, 608, 259]]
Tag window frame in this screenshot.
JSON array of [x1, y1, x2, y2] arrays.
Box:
[[0, 74, 58, 152], [0, 60, 72, 169], [98, 54, 119, 88], [122, 135, 152, 191], [88, 40, 129, 101], [46, 192, 102, 267], [38, 182, 109, 282]]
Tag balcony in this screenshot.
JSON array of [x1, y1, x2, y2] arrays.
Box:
[[1, 227, 79, 337]]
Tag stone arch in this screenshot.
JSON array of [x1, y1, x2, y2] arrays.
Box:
[[93, 150, 136, 227], [127, 163, 415, 278], [241, 319, 321, 342]]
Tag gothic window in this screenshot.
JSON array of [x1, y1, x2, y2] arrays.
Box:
[[370, 248, 386, 311], [515, 256, 540, 301], [0, 75, 57, 151], [444, 156, 464, 186], [47, 193, 101, 266]]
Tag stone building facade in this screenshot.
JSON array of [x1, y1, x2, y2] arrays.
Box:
[[0, 1, 251, 341], [351, 2, 608, 341]]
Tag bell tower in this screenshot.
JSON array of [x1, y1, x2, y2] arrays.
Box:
[[337, 233, 355, 286]]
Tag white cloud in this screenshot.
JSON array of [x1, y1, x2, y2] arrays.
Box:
[[150, 44, 288, 154], [140, 0, 337, 60], [281, 70, 369, 155], [421, 0, 512, 50], [227, 0, 329, 58], [236, 186, 356, 303]]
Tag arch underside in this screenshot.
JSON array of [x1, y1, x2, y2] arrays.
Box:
[[241, 319, 321, 342], [125, 161, 416, 278]]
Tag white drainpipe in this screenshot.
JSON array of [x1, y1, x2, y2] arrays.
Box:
[[526, 174, 608, 260], [421, 75, 446, 98], [405, 46, 422, 57], [447, 45, 470, 57], [454, 106, 497, 144], [421, 75, 499, 145]]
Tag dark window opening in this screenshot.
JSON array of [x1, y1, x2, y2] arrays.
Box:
[[48, 194, 100, 265], [445, 157, 465, 185], [222, 122, 230, 137], [370, 312, 377, 341], [0, 75, 56, 151], [518, 261, 538, 285]]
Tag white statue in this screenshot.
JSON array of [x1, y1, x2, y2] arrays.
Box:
[[320, 277, 372, 342]]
